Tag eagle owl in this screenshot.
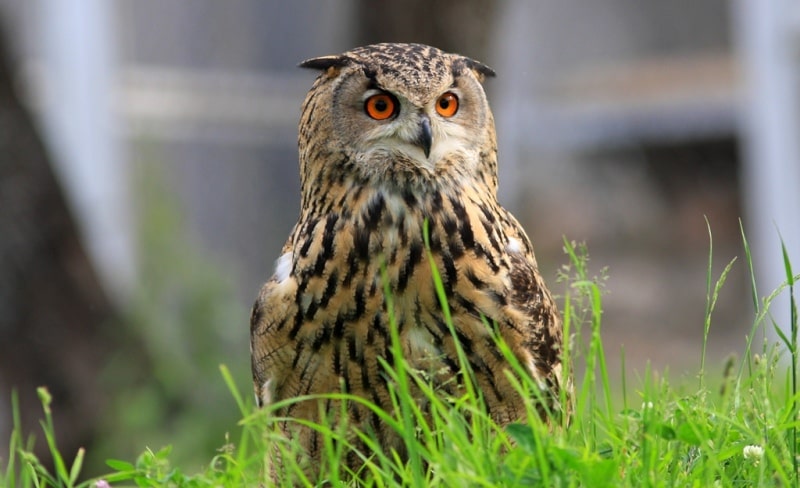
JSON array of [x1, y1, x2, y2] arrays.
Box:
[[250, 43, 569, 471]]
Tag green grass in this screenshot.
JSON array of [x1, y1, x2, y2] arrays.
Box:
[[3, 224, 799, 487]]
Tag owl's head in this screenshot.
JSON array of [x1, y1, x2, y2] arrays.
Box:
[[297, 43, 497, 193]]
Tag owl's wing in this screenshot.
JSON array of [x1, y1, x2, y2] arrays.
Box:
[[250, 246, 298, 409], [250, 282, 275, 408], [502, 212, 571, 419]]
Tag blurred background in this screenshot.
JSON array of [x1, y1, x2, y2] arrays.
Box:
[[1, 0, 798, 476]]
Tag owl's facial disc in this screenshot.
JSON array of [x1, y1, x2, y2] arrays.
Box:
[[362, 89, 432, 159], [351, 80, 484, 175]]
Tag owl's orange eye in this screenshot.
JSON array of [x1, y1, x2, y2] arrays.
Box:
[[435, 92, 459, 117], [364, 93, 397, 120]]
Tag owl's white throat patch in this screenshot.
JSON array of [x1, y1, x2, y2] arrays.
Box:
[[428, 134, 467, 165]]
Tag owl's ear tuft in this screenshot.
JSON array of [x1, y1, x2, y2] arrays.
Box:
[[299, 55, 350, 71], [463, 58, 496, 82]]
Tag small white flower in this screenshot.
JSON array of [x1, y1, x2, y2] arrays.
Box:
[[743, 444, 764, 464], [641, 401, 654, 410]]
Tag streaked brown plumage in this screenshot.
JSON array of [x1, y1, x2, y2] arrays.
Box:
[[250, 43, 569, 471]]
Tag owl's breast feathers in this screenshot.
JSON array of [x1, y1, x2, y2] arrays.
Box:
[[250, 176, 566, 425]]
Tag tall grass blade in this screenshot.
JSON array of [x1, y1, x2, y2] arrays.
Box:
[[36, 387, 72, 486], [779, 233, 797, 485], [219, 364, 248, 418], [5, 390, 21, 488], [700, 220, 736, 389], [67, 448, 84, 486], [739, 219, 760, 311], [701, 217, 714, 388], [380, 258, 425, 488], [739, 220, 761, 377], [422, 220, 477, 402]]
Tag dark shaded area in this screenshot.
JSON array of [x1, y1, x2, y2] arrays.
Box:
[[642, 138, 740, 210], [0, 22, 115, 465], [539, 136, 747, 376], [603, 137, 742, 252]]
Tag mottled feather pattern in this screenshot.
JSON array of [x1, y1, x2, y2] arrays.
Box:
[[251, 43, 569, 471]]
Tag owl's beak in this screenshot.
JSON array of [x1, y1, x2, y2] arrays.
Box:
[[416, 115, 432, 158]]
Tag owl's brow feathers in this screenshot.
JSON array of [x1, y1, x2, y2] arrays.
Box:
[[299, 43, 496, 82]]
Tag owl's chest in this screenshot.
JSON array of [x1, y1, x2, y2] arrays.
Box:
[[292, 193, 439, 328], [290, 189, 510, 360], [296, 184, 512, 306]]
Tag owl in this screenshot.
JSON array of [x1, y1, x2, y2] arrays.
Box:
[[250, 43, 569, 474]]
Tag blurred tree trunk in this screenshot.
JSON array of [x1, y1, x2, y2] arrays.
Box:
[[356, 0, 498, 63], [0, 24, 113, 465]]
